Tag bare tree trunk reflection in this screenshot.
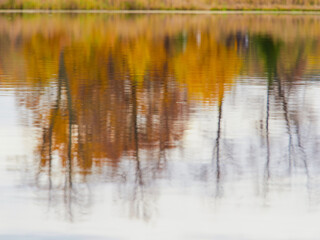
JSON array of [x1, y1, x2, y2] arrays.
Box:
[[255, 35, 280, 193], [35, 51, 64, 210], [59, 50, 74, 221], [276, 77, 293, 174], [38, 53, 63, 195], [294, 118, 309, 176], [158, 76, 169, 170], [132, 80, 142, 186], [263, 81, 271, 202], [213, 99, 223, 197], [131, 78, 148, 220], [265, 84, 271, 181]]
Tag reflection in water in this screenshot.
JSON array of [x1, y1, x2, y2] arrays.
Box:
[[1, 13, 320, 239]]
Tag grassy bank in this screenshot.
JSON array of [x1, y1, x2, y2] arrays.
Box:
[[1, 0, 320, 10]]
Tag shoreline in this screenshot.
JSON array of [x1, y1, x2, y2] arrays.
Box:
[[0, 9, 320, 14]]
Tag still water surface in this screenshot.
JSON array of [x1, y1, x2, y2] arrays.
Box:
[[1, 13, 320, 239]]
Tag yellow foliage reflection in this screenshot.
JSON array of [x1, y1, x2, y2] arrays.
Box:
[[173, 32, 242, 104]]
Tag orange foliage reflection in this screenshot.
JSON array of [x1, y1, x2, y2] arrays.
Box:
[[0, 14, 244, 179]]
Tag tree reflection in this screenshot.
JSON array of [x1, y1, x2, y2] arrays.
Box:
[[255, 35, 281, 181], [252, 34, 316, 201], [1, 14, 320, 219]]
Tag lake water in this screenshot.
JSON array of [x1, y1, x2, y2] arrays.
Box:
[[1, 13, 320, 240]]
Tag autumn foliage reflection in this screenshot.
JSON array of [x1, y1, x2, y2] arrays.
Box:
[[4, 14, 320, 219], [0, 15, 245, 181], [37, 42, 189, 177]]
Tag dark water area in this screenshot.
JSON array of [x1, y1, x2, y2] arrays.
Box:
[[1, 13, 320, 239]]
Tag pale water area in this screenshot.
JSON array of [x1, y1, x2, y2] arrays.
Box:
[[1, 13, 320, 240]]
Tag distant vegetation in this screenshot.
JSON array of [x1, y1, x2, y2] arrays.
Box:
[[1, 0, 320, 10]]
